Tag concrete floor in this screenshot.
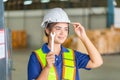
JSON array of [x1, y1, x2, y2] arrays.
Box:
[[12, 48, 120, 80]]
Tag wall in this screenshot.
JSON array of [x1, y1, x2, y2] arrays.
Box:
[[114, 8, 120, 28], [4, 8, 107, 48]]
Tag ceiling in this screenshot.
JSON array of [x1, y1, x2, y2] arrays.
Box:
[[4, 0, 120, 10]]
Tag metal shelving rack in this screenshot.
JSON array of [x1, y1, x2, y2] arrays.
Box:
[[0, 0, 12, 80]]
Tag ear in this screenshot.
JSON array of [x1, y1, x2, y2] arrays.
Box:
[[45, 28, 50, 35]]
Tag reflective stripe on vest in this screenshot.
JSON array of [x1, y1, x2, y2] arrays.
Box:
[[34, 48, 76, 80], [62, 48, 76, 80]]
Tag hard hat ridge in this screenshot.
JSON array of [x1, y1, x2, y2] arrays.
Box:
[[41, 8, 70, 28]]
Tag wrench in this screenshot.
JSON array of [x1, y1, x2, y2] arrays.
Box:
[[50, 32, 56, 52]]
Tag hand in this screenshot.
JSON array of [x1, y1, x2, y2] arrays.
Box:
[[46, 51, 55, 68], [72, 22, 87, 40]]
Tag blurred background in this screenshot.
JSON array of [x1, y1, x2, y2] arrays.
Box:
[[1, 0, 120, 80]]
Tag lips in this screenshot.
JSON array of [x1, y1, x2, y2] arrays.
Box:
[[58, 36, 65, 39]]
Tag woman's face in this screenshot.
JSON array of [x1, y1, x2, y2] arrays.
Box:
[[46, 22, 69, 44]]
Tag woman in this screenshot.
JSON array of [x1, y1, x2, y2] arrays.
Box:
[[28, 8, 103, 80]]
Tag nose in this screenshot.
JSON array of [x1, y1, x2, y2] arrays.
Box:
[[59, 29, 64, 35]]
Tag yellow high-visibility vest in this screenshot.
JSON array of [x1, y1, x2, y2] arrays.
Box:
[[34, 48, 76, 80]]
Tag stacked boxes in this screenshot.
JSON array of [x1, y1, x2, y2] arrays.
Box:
[[12, 30, 27, 49], [86, 27, 120, 54], [62, 27, 120, 54]]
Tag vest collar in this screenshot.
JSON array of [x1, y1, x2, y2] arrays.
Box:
[[42, 43, 69, 54]]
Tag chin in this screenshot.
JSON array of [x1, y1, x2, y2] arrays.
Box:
[[55, 38, 66, 44], [56, 40, 65, 44]]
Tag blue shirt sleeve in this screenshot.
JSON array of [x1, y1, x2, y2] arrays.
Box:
[[74, 50, 91, 70], [27, 52, 42, 80]]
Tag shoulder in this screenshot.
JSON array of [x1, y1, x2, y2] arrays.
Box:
[[65, 48, 89, 59], [64, 48, 88, 56], [28, 51, 42, 70], [28, 51, 39, 63], [30, 51, 37, 58]]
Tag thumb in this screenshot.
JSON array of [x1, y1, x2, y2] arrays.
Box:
[[48, 51, 55, 55]]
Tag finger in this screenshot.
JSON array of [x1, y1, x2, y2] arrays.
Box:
[[50, 59, 55, 63], [47, 54, 55, 59], [71, 23, 80, 29], [48, 51, 55, 55], [70, 23, 76, 28], [47, 58, 55, 64], [71, 22, 80, 25], [46, 54, 55, 60], [47, 53, 54, 56], [46, 56, 55, 60], [46, 60, 55, 68], [47, 58, 55, 62], [72, 23, 83, 27], [47, 52, 55, 57]]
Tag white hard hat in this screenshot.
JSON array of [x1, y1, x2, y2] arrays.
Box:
[[41, 8, 71, 28]]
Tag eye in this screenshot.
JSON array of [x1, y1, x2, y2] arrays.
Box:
[[55, 26, 61, 30], [56, 27, 61, 30], [65, 28, 68, 31]]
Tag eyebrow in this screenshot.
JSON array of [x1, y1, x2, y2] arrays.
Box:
[[55, 26, 68, 29], [55, 26, 61, 28]]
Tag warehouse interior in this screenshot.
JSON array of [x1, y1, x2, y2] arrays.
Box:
[[0, 0, 120, 80]]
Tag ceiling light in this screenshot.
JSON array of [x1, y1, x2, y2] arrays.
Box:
[[24, 0, 32, 5], [3, 0, 8, 2], [40, 0, 50, 3], [113, 0, 117, 6], [60, 0, 68, 1]]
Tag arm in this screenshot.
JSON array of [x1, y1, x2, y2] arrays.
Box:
[[36, 52, 55, 80], [36, 67, 50, 80], [72, 23, 103, 68]]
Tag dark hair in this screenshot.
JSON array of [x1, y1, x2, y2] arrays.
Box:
[[44, 23, 55, 36]]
